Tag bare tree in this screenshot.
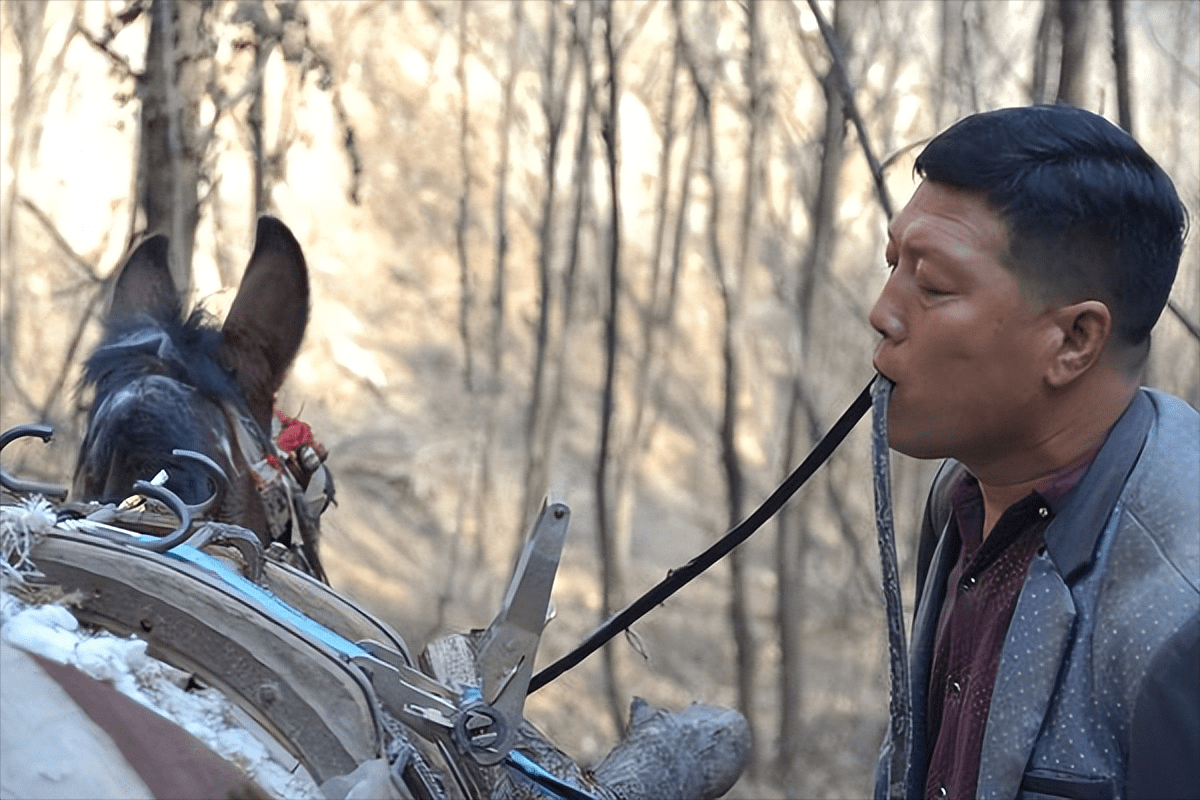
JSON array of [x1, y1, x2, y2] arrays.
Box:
[[1109, 0, 1132, 133], [541, 0, 597, 520], [776, 0, 851, 778], [521, 0, 579, 538], [491, 1, 523, 392], [594, 0, 627, 732], [1056, 0, 1091, 107], [2, 0, 53, 413], [609, 5, 688, 592], [455, 2, 476, 396], [139, 0, 212, 298], [673, 0, 761, 751], [730, 1, 769, 772], [1031, 0, 1057, 103]]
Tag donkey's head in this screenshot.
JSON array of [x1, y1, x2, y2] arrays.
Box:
[[73, 217, 331, 580]]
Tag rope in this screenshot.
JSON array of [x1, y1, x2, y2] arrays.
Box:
[[529, 378, 875, 694], [870, 376, 912, 799], [0, 497, 55, 585]]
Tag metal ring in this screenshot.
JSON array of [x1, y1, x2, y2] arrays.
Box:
[[452, 699, 508, 765], [169, 449, 229, 517], [0, 423, 69, 502], [128, 480, 193, 553]]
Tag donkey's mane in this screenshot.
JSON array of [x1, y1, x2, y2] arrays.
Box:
[[83, 310, 244, 407]]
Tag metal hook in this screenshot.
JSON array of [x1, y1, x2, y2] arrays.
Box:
[[169, 449, 228, 517], [183, 522, 265, 584], [0, 423, 69, 502], [128, 480, 193, 553]]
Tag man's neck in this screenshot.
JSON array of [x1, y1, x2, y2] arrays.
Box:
[[972, 381, 1137, 538]]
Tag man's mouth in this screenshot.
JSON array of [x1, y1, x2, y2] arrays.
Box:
[[872, 353, 895, 385]]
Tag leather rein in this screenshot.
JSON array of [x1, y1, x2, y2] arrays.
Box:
[[530, 375, 889, 693]]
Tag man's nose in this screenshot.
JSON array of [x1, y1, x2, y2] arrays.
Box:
[[869, 281, 905, 341]]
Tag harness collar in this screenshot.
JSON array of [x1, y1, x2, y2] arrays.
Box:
[[226, 404, 333, 581]]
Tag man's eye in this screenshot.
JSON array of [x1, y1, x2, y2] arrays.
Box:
[[919, 284, 951, 297]]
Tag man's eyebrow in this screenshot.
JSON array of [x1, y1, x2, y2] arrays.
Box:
[[888, 222, 968, 265]]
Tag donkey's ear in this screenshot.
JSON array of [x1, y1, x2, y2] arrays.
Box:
[[219, 216, 310, 431], [108, 235, 181, 325]]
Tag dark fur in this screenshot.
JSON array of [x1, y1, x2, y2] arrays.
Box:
[[77, 313, 263, 506], [72, 217, 322, 578]]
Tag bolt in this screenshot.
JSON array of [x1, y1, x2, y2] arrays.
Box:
[[258, 683, 278, 706]]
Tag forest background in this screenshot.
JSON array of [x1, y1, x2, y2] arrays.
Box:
[[1, 1, 1197, 797]]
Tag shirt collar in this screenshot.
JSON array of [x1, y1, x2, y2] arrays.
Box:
[[1034, 445, 1101, 513]]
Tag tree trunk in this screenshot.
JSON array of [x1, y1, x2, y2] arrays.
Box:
[[2, 0, 50, 409], [522, 0, 577, 537], [596, 0, 626, 733], [777, 1, 849, 777], [729, 1, 767, 773], [1031, 0, 1056, 104], [139, 0, 207, 299], [489, 1, 522, 395], [775, 376, 808, 778], [609, 6, 686, 616], [454, 4, 476, 397], [1056, 0, 1091, 107], [541, 0, 596, 516], [1109, 0, 1133, 133]]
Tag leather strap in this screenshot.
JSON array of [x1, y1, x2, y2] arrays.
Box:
[[530, 378, 875, 694]]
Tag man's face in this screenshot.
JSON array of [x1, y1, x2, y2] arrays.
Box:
[[869, 181, 1057, 466]]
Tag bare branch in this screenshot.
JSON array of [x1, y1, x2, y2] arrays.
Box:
[[1144, 16, 1200, 87], [74, 19, 141, 80], [17, 197, 103, 283], [455, 1, 476, 394], [38, 290, 105, 423], [1168, 299, 1200, 342], [803, 0, 894, 218]]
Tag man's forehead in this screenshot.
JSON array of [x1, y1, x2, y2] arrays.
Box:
[[889, 181, 1008, 251]]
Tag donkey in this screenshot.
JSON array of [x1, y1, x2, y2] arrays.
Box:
[[72, 217, 331, 581]]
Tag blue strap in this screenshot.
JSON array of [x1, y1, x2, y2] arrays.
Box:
[[505, 751, 600, 800], [152, 537, 598, 799], [137, 535, 371, 661]]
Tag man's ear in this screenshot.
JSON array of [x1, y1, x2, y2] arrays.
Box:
[[1046, 300, 1112, 388]]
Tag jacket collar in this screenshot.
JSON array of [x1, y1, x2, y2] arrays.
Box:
[[1041, 390, 1154, 584]]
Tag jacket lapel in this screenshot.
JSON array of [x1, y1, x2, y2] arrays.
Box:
[[974, 392, 1154, 798], [975, 556, 1075, 799], [903, 517, 959, 799]]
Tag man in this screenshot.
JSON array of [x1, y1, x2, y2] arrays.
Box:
[[868, 104, 1198, 800]]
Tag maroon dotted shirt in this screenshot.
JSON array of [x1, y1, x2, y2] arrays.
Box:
[[923, 455, 1096, 800]]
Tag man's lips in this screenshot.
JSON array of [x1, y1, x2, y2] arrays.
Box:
[[872, 350, 895, 385]]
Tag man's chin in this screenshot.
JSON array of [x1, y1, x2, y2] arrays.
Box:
[[884, 423, 949, 461]]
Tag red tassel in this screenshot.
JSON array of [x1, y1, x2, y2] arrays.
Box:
[[275, 410, 314, 453]]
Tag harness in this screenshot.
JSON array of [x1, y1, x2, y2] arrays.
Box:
[[2, 424, 622, 799], [227, 404, 334, 580], [80, 323, 334, 582]]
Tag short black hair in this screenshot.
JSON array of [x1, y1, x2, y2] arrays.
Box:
[[915, 104, 1188, 347]]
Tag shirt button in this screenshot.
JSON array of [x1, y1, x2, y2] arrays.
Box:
[[1038, 506, 1050, 518], [961, 575, 977, 592], [935, 786, 948, 799], [949, 679, 962, 695]]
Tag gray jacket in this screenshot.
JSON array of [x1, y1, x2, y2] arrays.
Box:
[[875, 388, 1200, 800]]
